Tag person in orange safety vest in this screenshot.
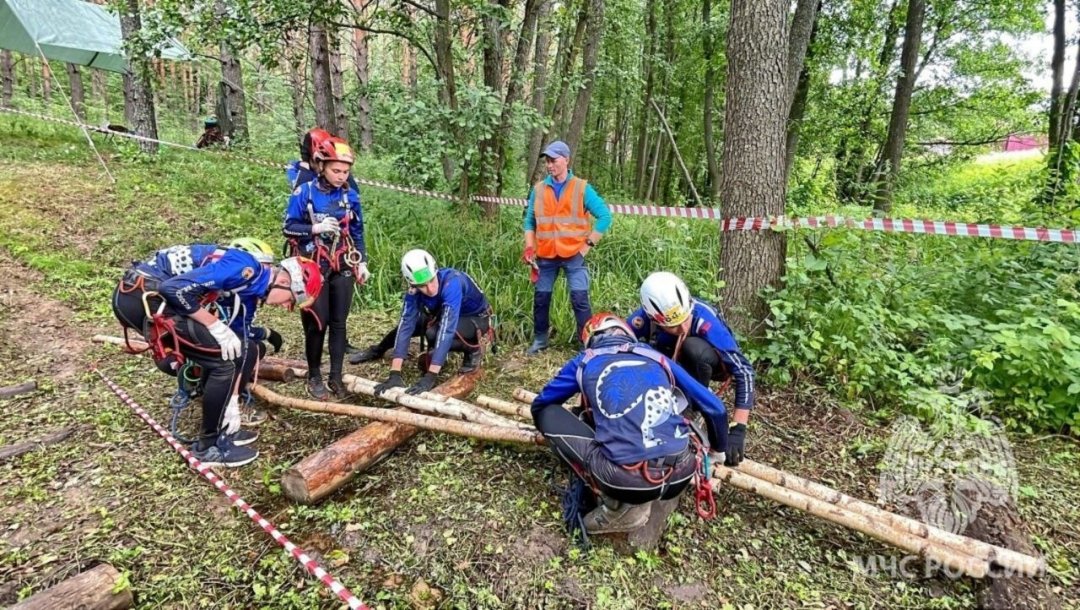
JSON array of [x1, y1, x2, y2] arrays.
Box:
[[522, 140, 613, 355]]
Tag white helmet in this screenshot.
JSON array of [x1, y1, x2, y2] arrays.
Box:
[[401, 249, 437, 286], [640, 271, 693, 327]]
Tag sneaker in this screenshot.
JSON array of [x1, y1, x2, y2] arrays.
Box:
[[583, 501, 652, 534], [307, 376, 329, 401], [241, 406, 268, 427], [348, 345, 384, 365], [460, 348, 483, 373], [191, 436, 259, 468], [526, 333, 550, 356], [327, 377, 347, 399], [232, 429, 259, 446]]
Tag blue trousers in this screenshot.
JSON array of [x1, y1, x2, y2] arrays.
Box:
[[533, 254, 591, 338]]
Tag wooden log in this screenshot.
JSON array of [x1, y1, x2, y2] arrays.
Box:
[[256, 363, 296, 383], [275, 370, 537, 504], [10, 563, 133, 610], [341, 376, 532, 430], [512, 387, 538, 404], [93, 335, 297, 383], [737, 460, 1046, 577], [0, 381, 37, 399], [252, 383, 539, 445], [712, 465, 990, 578], [476, 395, 533, 421], [0, 426, 75, 462]]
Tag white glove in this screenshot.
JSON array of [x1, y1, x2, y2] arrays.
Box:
[[312, 217, 340, 235], [356, 262, 371, 284], [708, 451, 726, 470], [222, 395, 241, 435], [207, 320, 243, 360]]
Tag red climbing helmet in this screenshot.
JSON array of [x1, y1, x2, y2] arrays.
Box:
[[581, 312, 634, 347], [312, 136, 356, 165], [279, 257, 323, 310], [301, 127, 333, 163]]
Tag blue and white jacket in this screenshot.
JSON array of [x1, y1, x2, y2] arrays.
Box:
[[627, 298, 755, 409], [393, 268, 490, 368], [531, 335, 728, 464]]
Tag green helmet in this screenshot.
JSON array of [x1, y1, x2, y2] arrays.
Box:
[[401, 249, 437, 286], [228, 237, 275, 264]]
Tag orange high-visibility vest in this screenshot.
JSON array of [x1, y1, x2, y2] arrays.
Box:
[[534, 177, 591, 259]]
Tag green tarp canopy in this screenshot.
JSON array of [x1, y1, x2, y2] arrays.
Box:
[[0, 0, 190, 74]]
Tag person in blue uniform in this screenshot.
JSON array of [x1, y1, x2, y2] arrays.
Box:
[[628, 271, 755, 466], [285, 127, 360, 192], [111, 244, 322, 468], [283, 136, 370, 400], [530, 313, 728, 534], [369, 249, 492, 395]]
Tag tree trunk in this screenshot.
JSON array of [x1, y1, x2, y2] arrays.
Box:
[[492, 0, 541, 196], [435, 0, 460, 183], [26, 57, 39, 99], [329, 31, 350, 141], [309, 23, 336, 133], [1049, 0, 1066, 151], [702, 0, 720, 202], [719, 0, 788, 337], [286, 30, 307, 138], [477, 0, 511, 212], [525, 0, 556, 183], [786, 0, 820, 115], [66, 63, 85, 120], [214, 0, 249, 144], [92, 69, 108, 120], [564, 0, 604, 156], [351, 1, 373, 151], [549, 2, 588, 141], [872, 0, 925, 213], [784, 0, 822, 180], [1, 50, 13, 108], [402, 7, 419, 93], [41, 60, 52, 102], [119, 0, 159, 153], [633, 0, 659, 199]]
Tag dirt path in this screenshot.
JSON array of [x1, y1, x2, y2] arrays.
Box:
[[0, 252, 99, 381]]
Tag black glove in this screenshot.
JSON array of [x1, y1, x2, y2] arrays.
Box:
[[725, 423, 747, 467], [406, 372, 439, 395], [267, 329, 283, 354], [374, 371, 405, 395]]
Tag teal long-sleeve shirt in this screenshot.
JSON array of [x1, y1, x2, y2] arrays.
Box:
[[523, 171, 613, 233]]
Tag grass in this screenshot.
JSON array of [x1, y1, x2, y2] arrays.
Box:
[[0, 113, 1077, 608]]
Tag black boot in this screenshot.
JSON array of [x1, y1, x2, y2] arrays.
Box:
[[348, 344, 384, 365], [460, 348, 483, 373], [307, 376, 329, 401], [327, 377, 347, 399]]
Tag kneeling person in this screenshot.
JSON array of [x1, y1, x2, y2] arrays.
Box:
[[531, 313, 728, 535], [371, 250, 491, 396], [629, 271, 754, 466]]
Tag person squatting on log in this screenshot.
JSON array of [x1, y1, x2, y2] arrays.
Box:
[[283, 136, 370, 401], [368, 249, 493, 395], [530, 313, 729, 535], [523, 140, 612, 355], [628, 271, 755, 466], [111, 243, 322, 468]]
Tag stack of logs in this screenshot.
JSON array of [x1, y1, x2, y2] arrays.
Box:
[[92, 335, 1046, 580]]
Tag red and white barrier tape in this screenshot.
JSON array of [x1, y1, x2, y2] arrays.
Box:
[[94, 370, 369, 610], [5, 106, 1077, 243]]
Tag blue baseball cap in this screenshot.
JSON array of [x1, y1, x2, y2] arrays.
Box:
[[541, 140, 571, 159]]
